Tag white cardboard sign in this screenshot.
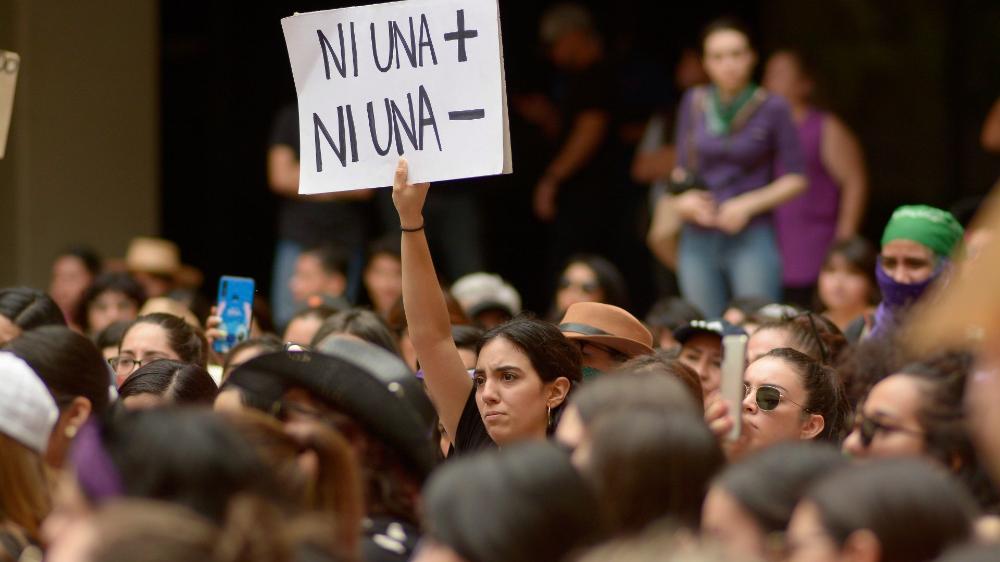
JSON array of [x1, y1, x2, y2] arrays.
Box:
[[0, 50, 19, 159], [281, 0, 511, 194]]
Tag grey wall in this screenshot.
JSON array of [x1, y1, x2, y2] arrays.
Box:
[[0, 0, 159, 287]]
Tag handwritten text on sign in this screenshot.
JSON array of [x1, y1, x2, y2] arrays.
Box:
[[281, 0, 511, 194]]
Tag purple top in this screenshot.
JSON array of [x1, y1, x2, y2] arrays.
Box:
[[774, 109, 841, 286], [675, 86, 805, 231]]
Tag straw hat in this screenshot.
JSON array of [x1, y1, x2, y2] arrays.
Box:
[[125, 237, 203, 289], [559, 302, 654, 358]]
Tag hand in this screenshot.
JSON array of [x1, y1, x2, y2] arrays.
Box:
[[205, 305, 226, 348], [715, 196, 754, 234], [675, 190, 717, 228], [704, 393, 734, 441], [391, 158, 430, 229], [533, 177, 559, 222]]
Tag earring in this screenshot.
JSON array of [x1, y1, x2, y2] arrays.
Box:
[[65, 425, 78, 439], [547, 405, 552, 429]]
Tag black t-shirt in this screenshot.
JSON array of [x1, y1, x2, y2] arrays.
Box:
[[552, 62, 614, 203], [452, 386, 497, 455], [270, 105, 368, 249]]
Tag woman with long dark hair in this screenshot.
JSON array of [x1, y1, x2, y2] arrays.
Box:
[[393, 159, 580, 453]]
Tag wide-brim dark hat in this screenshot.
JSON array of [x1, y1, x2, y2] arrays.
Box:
[[226, 340, 437, 481]]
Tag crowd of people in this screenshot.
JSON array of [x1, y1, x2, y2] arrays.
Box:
[[2, 5, 1000, 562]]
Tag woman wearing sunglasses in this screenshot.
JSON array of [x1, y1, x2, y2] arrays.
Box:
[[733, 347, 849, 460], [842, 352, 999, 511]]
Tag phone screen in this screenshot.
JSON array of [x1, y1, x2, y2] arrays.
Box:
[[214, 276, 255, 355]]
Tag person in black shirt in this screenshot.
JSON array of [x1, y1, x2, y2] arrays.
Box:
[[267, 104, 372, 329], [393, 159, 582, 454], [531, 5, 615, 271]]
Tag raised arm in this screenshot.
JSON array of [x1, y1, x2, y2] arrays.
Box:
[[821, 115, 868, 239], [392, 159, 473, 440]]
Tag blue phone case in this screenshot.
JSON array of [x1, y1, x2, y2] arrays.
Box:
[[214, 276, 255, 355]]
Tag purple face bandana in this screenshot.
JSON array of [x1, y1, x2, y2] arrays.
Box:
[[871, 259, 946, 338]]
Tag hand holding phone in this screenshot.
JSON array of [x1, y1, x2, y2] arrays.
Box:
[[213, 276, 255, 355]]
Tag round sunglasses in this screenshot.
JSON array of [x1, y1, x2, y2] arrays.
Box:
[[744, 383, 811, 412]]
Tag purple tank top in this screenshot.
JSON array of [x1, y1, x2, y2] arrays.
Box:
[[774, 109, 841, 287]]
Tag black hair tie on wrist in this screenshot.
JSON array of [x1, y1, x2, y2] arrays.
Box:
[[401, 223, 425, 233]]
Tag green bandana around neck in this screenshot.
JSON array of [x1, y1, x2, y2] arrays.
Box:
[[880, 205, 964, 257], [706, 83, 759, 136]]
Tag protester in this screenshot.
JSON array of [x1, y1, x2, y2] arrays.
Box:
[[556, 372, 702, 466], [856, 204, 964, 339], [747, 312, 847, 364], [282, 304, 339, 347], [843, 352, 999, 511], [551, 255, 630, 320], [416, 442, 604, 562], [667, 18, 807, 317], [531, 4, 617, 272], [222, 409, 364, 556], [0, 352, 58, 561], [76, 272, 146, 336], [702, 442, 848, 561], [674, 319, 746, 399], [289, 244, 351, 312], [0, 287, 65, 345], [584, 411, 725, 534], [395, 159, 580, 453], [786, 459, 976, 562], [219, 335, 283, 381], [363, 235, 403, 319], [645, 297, 704, 350], [267, 102, 371, 329], [48, 246, 101, 328], [617, 352, 705, 408], [450, 272, 522, 330], [763, 49, 868, 307], [42, 409, 281, 558], [311, 308, 402, 357], [558, 302, 654, 377], [733, 348, 849, 459], [46, 498, 342, 562], [94, 320, 131, 362], [3, 326, 112, 468], [125, 237, 200, 299], [817, 237, 879, 332], [117, 359, 218, 410], [113, 313, 207, 386], [222, 340, 437, 561]]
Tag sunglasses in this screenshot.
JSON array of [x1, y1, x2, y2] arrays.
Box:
[[744, 383, 811, 412], [855, 413, 923, 448]]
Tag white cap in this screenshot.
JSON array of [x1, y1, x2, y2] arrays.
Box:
[[451, 273, 522, 318], [0, 352, 59, 454]]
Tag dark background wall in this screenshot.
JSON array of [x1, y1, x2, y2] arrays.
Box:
[[159, 0, 1000, 309]]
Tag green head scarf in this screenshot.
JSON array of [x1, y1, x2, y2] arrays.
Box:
[[881, 205, 964, 257]]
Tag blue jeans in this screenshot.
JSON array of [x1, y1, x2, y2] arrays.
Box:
[[272, 239, 364, 329], [677, 223, 783, 318]]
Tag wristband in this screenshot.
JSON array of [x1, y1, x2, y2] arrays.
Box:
[[401, 223, 425, 233]]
